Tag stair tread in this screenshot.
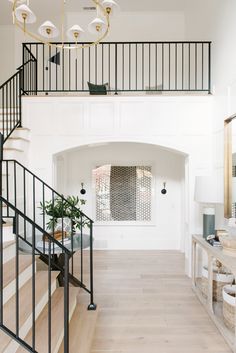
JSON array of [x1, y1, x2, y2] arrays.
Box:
[[0, 127, 29, 131], [3, 255, 32, 289], [7, 137, 30, 142], [0, 271, 59, 351], [3, 240, 15, 249], [16, 287, 78, 353], [58, 303, 99, 353], [3, 148, 24, 152]]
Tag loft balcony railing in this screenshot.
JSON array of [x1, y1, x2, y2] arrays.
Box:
[[23, 41, 211, 94]]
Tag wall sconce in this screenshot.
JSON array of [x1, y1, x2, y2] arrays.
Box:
[[80, 182, 86, 195], [161, 182, 167, 195]]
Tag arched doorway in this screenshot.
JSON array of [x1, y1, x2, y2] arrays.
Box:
[[53, 141, 189, 254]]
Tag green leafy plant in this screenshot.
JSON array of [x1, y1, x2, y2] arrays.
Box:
[[39, 195, 89, 233]]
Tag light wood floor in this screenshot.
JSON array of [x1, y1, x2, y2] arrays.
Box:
[[78, 250, 231, 353]]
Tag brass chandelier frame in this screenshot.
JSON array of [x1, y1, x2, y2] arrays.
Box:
[[11, 0, 111, 50]]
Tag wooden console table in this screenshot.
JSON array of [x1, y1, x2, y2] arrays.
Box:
[[192, 234, 236, 352]]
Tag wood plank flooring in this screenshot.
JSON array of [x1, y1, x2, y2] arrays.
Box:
[[77, 251, 231, 353]]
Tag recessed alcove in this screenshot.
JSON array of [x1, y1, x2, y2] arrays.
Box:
[[54, 142, 186, 250]]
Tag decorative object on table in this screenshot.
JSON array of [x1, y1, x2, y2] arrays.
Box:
[[39, 195, 89, 234], [161, 182, 167, 195], [207, 238, 222, 247], [219, 235, 236, 257], [223, 285, 236, 331], [194, 175, 223, 239], [218, 218, 236, 256], [80, 182, 86, 195], [215, 229, 228, 240], [201, 262, 234, 301], [42, 230, 68, 242]]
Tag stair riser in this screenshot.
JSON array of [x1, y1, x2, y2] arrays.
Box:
[[53, 299, 77, 353], [0, 129, 30, 140], [4, 139, 29, 151], [3, 150, 24, 163], [3, 242, 16, 264], [3, 264, 34, 305], [3, 226, 14, 244], [5, 280, 58, 353]]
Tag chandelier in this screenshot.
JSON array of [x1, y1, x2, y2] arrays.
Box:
[[9, 0, 119, 50]]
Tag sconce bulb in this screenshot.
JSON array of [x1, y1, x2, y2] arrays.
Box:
[[80, 182, 86, 195], [161, 182, 167, 195]]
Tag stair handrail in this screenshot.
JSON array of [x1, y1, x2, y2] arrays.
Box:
[[1, 158, 96, 309]]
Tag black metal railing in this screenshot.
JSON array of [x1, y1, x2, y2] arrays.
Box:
[[1, 158, 95, 303], [0, 196, 72, 352], [0, 156, 96, 352], [23, 41, 211, 94], [0, 49, 37, 142]]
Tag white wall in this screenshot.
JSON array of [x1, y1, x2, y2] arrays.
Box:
[[185, 0, 236, 226], [0, 26, 15, 85], [55, 143, 185, 250], [67, 11, 186, 42], [22, 94, 214, 271]]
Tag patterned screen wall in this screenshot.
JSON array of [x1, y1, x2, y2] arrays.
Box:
[[94, 165, 152, 222]]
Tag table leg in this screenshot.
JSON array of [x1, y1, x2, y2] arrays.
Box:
[[192, 239, 197, 288], [207, 254, 213, 313], [39, 254, 65, 286]]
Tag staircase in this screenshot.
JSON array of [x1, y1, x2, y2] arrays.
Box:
[[0, 46, 98, 352], [0, 236, 98, 353]]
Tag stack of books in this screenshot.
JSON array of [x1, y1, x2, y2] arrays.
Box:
[[208, 239, 222, 247]]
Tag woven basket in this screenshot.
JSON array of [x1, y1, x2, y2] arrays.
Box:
[[223, 285, 236, 331], [201, 267, 234, 302]]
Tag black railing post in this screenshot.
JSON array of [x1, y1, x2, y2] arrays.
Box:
[[0, 133, 3, 162], [0, 133, 3, 208], [64, 252, 70, 353], [88, 221, 96, 311], [115, 43, 118, 95], [0, 197, 3, 326], [35, 59, 38, 96], [208, 42, 212, 94], [19, 69, 23, 128], [0, 133, 3, 326]]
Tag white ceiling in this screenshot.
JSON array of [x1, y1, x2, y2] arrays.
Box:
[[0, 0, 188, 25]]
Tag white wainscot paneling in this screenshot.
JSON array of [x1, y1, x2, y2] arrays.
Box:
[[26, 102, 54, 134], [177, 100, 212, 136], [53, 102, 85, 135], [119, 102, 155, 135], [88, 102, 116, 132], [119, 101, 180, 136]]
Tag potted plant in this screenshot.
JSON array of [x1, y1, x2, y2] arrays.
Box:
[[39, 195, 89, 235]]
